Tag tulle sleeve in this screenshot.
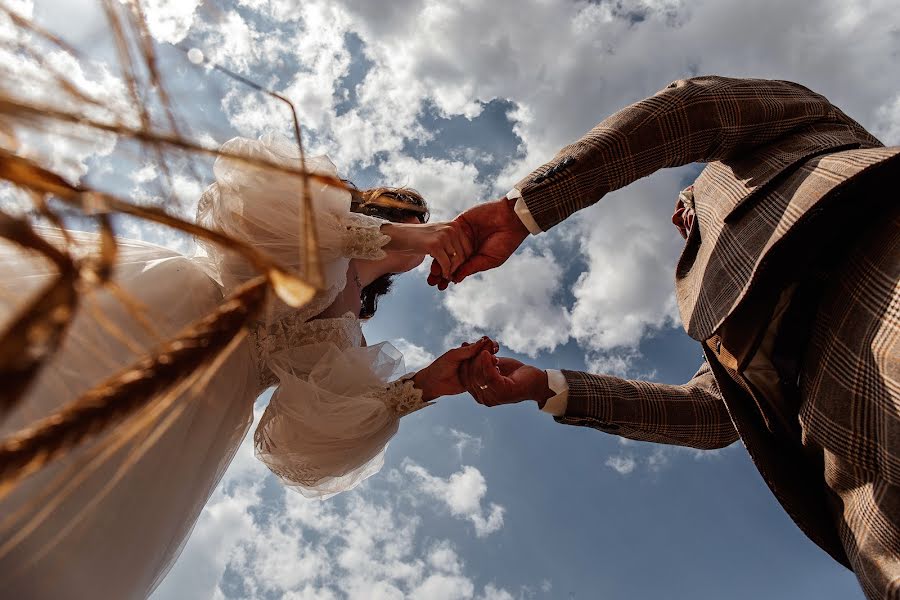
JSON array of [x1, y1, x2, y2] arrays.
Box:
[[195, 134, 392, 299], [253, 339, 432, 499]]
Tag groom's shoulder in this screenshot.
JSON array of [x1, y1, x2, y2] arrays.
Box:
[[660, 75, 813, 93]]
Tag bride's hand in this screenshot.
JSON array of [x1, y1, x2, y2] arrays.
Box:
[[412, 337, 499, 401], [381, 221, 473, 279]]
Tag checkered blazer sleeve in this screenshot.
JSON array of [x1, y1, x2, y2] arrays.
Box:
[[555, 361, 739, 450], [516, 75, 857, 230]]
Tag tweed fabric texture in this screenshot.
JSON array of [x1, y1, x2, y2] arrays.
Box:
[[516, 76, 895, 341], [527, 76, 900, 598], [798, 204, 900, 598]]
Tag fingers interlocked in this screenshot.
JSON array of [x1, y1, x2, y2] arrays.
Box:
[[428, 221, 473, 281], [458, 341, 505, 406]]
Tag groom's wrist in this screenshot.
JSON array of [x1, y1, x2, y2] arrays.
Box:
[[528, 368, 554, 409], [502, 196, 531, 238], [508, 190, 543, 236]]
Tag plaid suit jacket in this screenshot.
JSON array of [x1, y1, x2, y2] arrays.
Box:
[[517, 76, 900, 569]]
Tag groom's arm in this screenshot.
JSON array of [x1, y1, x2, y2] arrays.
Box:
[[437, 75, 878, 286], [464, 353, 738, 450], [514, 75, 878, 231], [547, 361, 738, 450]]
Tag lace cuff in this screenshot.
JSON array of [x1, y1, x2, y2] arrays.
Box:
[[341, 213, 391, 260], [374, 376, 432, 417]]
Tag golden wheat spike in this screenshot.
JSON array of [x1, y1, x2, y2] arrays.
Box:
[[0, 276, 269, 498], [0, 277, 268, 498], [0, 214, 79, 417]]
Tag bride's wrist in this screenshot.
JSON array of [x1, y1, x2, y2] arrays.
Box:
[[380, 222, 417, 253], [411, 368, 439, 402], [379, 222, 400, 248]]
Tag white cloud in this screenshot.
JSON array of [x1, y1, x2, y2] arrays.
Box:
[[585, 350, 645, 380], [280, 4, 354, 129], [403, 460, 505, 538], [154, 405, 514, 600], [448, 428, 483, 460], [568, 173, 685, 353], [378, 154, 489, 221], [143, 0, 202, 44], [605, 455, 637, 476], [0, 183, 31, 216], [874, 93, 900, 146], [443, 248, 570, 357], [409, 573, 474, 600], [480, 584, 516, 600], [130, 164, 158, 185], [691, 446, 730, 460], [604, 442, 735, 478], [646, 447, 671, 473], [392, 338, 436, 372], [193, 1, 429, 169], [220, 88, 285, 137], [2, 0, 32, 21], [112, 162, 206, 252], [171, 174, 204, 207], [427, 541, 464, 575], [3, 44, 130, 182]]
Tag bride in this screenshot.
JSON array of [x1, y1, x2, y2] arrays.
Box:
[[0, 134, 493, 599]]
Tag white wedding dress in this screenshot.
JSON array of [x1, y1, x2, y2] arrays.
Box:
[[0, 135, 429, 599]]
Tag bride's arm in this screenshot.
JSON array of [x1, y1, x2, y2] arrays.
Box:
[[379, 221, 473, 280], [253, 337, 498, 497], [407, 337, 499, 402], [339, 213, 472, 279], [362, 337, 501, 418]]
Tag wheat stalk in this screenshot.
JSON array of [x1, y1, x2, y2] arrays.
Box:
[[0, 277, 267, 498], [0, 214, 79, 416]]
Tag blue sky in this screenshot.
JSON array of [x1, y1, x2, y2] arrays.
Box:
[[10, 0, 900, 598]]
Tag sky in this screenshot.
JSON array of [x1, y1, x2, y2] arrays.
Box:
[[6, 0, 900, 598]]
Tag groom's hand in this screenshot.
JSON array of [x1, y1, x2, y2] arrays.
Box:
[[460, 350, 554, 408], [426, 197, 529, 290]]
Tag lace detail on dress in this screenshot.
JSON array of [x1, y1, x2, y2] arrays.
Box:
[[341, 213, 390, 260], [374, 377, 432, 417], [250, 311, 362, 388]]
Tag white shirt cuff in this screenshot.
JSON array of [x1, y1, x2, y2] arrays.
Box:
[[541, 369, 568, 416], [507, 188, 542, 235]]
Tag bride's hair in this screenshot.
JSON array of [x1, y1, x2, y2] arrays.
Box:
[[346, 183, 429, 319]]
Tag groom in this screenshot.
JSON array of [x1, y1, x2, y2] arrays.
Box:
[[430, 76, 900, 599]]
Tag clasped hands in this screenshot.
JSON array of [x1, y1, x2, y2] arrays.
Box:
[[382, 196, 530, 287], [413, 336, 554, 408], [405, 197, 554, 408]]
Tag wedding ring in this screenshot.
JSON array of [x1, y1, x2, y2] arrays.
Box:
[[478, 384, 488, 390]]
